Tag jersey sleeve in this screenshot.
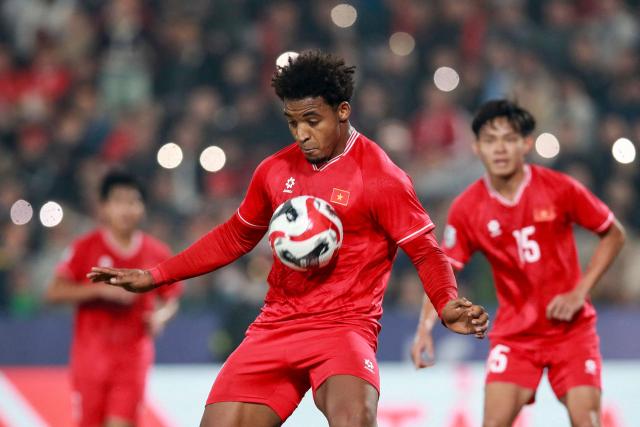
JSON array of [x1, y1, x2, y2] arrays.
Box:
[[370, 168, 434, 245], [236, 160, 273, 230], [441, 198, 475, 270], [564, 175, 613, 233], [54, 240, 86, 283]]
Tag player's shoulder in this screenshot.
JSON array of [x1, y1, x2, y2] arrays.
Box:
[[252, 143, 299, 175], [69, 229, 103, 249], [451, 178, 487, 210], [529, 164, 577, 193], [140, 233, 172, 256], [355, 131, 409, 180]]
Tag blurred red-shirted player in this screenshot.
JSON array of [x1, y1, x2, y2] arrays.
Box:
[[88, 51, 490, 427], [412, 100, 625, 427], [46, 171, 182, 427]]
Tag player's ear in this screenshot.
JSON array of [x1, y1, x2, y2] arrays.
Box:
[[523, 135, 534, 154], [471, 140, 480, 156], [337, 101, 351, 122]]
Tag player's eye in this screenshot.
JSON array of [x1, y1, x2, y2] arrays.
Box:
[[307, 119, 319, 126]]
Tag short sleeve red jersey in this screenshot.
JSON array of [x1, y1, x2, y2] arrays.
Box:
[[441, 164, 613, 343], [55, 230, 182, 361], [237, 129, 434, 340]]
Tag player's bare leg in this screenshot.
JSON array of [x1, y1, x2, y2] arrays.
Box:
[[483, 382, 535, 427], [559, 386, 601, 427], [314, 374, 378, 427], [105, 417, 134, 427], [200, 402, 282, 427]]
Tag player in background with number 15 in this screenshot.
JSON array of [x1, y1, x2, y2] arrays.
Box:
[[411, 100, 625, 427]]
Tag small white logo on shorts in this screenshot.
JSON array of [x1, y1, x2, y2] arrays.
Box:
[[585, 359, 597, 375], [364, 359, 374, 373]]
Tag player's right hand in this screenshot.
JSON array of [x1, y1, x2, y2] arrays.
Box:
[[87, 267, 156, 293], [411, 327, 435, 369], [440, 297, 489, 338]]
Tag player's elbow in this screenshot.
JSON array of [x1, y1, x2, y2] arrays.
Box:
[[609, 219, 626, 251]]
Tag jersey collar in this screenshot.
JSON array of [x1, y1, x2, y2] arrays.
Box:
[[100, 229, 143, 259], [311, 127, 360, 172], [483, 164, 532, 207]]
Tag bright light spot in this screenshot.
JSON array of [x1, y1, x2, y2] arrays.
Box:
[[276, 51, 299, 69], [331, 4, 357, 28], [612, 138, 636, 164], [157, 142, 183, 169], [433, 66, 460, 92], [40, 201, 63, 227], [389, 32, 415, 56], [10, 199, 33, 225], [535, 133, 560, 159], [200, 146, 226, 172]]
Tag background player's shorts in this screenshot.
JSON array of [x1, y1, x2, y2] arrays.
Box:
[[485, 327, 602, 401], [71, 358, 148, 427], [207, 324, 380, 421]]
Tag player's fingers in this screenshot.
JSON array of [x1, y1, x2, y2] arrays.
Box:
[[546, 298, 559, 319]]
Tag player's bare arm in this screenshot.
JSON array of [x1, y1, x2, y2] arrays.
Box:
[[146, 298, 180, 336], [547, 218, 625, 321], [46, 276, 135, 304], [411, 296, 438, 369]]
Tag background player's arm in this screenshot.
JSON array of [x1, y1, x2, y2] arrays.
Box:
[[146, 297, 180, 336], [411, 296, 438, 369], [45, 276, 135, 305], [547, 218, 625, 321]]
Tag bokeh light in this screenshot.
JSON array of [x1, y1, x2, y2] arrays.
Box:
[[612, 138, 636, 164], [276, 51, 299, 69], [200, 146, 227, 172], [389, 32, 415, 56], [535, 133, 560, 159], [331, 4, 357, 28], [433, 66, 460, 92], [10, 199, 33, 225], [39, 201, 64, 227], [157, 142, 183, 169]]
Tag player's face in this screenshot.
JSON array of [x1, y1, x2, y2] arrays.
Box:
[[473, 117, 533, 179], [102, 186, 145, 235], [283, 97, 351, 164]]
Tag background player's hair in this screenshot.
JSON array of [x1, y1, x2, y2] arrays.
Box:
[[472, 99, 536, 138], [100, 170, 146, 202], [271, 50, 355, 108]]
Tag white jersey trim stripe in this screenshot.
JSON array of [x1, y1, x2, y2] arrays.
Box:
[[236, 210, 269, 229], [595, 212, 614, 233], [313, 128, 360, 172], [397, 223, 435, 245], [446, 256, 465, 270]]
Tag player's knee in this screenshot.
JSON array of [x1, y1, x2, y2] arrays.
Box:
[[569, 410, 600, 427], [326, 400, 376, 427], [483, 416, 513, 427]]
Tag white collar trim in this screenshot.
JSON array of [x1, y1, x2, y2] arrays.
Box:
[[483, 164, 532, 207], [311, 128, 360, 172]]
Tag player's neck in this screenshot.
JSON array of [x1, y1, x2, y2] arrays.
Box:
[[488, 166, 526, 202], [105, 228, 138, 250], [329, 123, 352, 160]]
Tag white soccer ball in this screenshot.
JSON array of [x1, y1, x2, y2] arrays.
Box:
[[268, 196, 343, 271]]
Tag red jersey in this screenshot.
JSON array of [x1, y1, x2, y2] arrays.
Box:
[[442, 164, 613, 343], [55, 230, 182, 366], [237, 129, 434, 340]]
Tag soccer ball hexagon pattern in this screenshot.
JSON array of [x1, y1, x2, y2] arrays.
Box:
[[268, 196, 343, 271]]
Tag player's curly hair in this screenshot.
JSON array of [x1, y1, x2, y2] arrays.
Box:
[[271, 50, 355, 108], [472, 99, 536, 138]]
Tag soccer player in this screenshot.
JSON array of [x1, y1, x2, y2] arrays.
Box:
[[46, 171, 182, 427], [411, 100, 626, 427], [88, 51, 489, 427]]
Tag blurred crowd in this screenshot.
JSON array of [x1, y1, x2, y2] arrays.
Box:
[[1, 0, 639, 356]]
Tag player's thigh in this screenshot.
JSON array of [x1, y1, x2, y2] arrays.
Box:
[[560, 386, 601, 427], [309, 330, 380, 427], [314, 375, 379, 427], [104, 417, 134, 427], [200, 402, 282, 427], [483, 382, 535, 427], [105, 366, 147, 425], [484, 342, 541, 427], [208, 332, 309, 422], [71, 375, 108, 427]]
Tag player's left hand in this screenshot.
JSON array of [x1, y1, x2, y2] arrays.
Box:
[[440, 297, 489, 338], [546, 289, 586, 321]]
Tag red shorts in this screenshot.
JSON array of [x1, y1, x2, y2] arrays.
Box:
[[485, 328, 602, 401], [71, 353, 150, 427], [207, 325, 380, 421]]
